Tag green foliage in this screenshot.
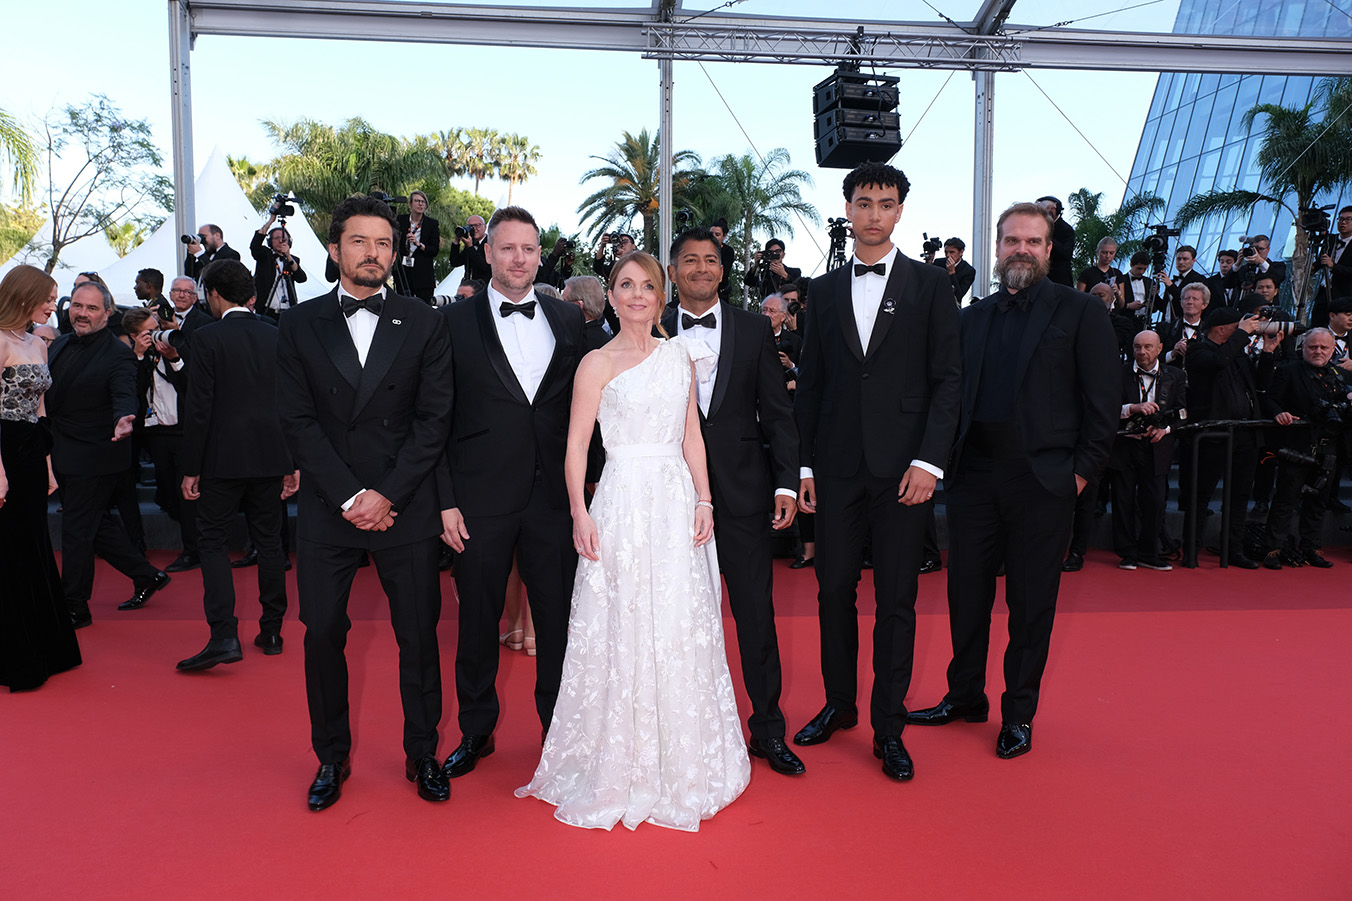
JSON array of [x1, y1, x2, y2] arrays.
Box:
[[0, 107, 39, 204], [577, 129, 703, 252], [1067, 188, 1166, 276], [104, 220, 149, 257], [499, 133, 541, 204], [228, 154, 279, 211], [429, 184, 497, 284], [0, 203, 41, 261]]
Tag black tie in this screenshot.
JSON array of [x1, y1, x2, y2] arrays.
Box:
[[340, 294, 383, 317], [996, 291, 1031, 313], [499, 300, 536, 319], [682, 313, 715, 329], [854, 262, 886, 277]]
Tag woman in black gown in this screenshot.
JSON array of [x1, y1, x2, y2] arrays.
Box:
[[0, 265, 81, 691]]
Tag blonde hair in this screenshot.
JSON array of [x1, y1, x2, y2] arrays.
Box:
[[0, 265, 56, 332], [608, 251, 669, 337]]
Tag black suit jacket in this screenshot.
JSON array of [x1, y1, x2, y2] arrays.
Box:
[[772, 326, 803, 372], [448, 237, 491, 283], [933, 258, 977, 303], [275, 288, 454, 549], [397, 213, 441, 294], [1110, 361, 1186, 475], [1165, 269, 1209, 320], [439, 290, 584, 516], [46, 328, 139, 476], [250, 230, 308, 311], [1206, 272, 1244, 310], [181, 311, 292, 480], [1261, 360, 1349, 441], [797, 253, 962, 481], [662, 304, 798, 518], [1049, 218, 1076, 287], [185, 242, 242, 280], [1161, 318, 1205, 366], [1183, 330, 1274, 422], [952, 278, 1120, 496]]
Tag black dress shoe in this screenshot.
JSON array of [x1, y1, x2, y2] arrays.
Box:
[[71, 612, 93, 629], [406, 755, 451, 802], [906, 698, 990, 726], [164, 553, 200, 573], [176, 638, 243, 671], [1262, 550, 1283, 570], [118, 571, 170, 611], [1061, 552, 1084, 572], [284, 557, 293, 572], [748, 737, 806, 775], [442, 734, 495, 778], [792, 704, 858, 746], [872, 735, 914, 781], [231, 547, 259, 568], [1229, 553, 1261, 570], [1304, 549, 1333, 568], [307, 758, 351, 811], [789, 555, 815, 569], [996, 723, 1032, 759], [254, 633, 284, 655], [919, 558, 943, 575]]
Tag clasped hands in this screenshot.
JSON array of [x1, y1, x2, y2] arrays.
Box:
[[345, 489, 395, 531]]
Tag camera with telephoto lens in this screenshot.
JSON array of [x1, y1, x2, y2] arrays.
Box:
[[269, 194, 298, 218], [761, 247, 782, 262], [1123, 408, 1178, 436], [922, 233, 943, 256], [179, 234, 197, 246], [1143, 224, 1180, 272], [148, 328, 190, 354]]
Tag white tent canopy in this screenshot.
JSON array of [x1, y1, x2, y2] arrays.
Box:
[[98, 146, 331, 306], [0, 218, 119, 299]]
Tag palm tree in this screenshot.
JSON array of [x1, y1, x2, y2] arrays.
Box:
[[104, 220, 148, 257], [577, 129, 703, 251], [1175, 77, 1352, 320], [458, 127, 504, 196], [227, 154, 278, 211], [499, 134, 541, 204], [0, 107, 38, 204], [1067, 187, 1166, 276], [704, 149, 820, 305]]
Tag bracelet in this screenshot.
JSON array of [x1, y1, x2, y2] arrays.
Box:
[[695, 500, 714, 510]]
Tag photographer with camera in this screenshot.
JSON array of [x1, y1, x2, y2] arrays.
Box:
[[1311, 207, 1352, 327], [251, 204, 309, 319], [710, 219, 736, 302], [591, 231, 636, 282], [1207, 249, 1244, 309], [1259, 328, 1350, 569], [744, 237, 801, 300], [394, 190, 439, 303], [183, 224, 241, 281], [1159, 245, 1208, 321], [933, 237, 976, 304], [1243, 234, 1286, 289], [447, 214, 491, 283]]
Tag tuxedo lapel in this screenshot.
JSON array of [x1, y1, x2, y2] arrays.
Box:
[[534, 293, 578, 406], [831, 267, 865, 363], [351, 295, 414, 419], [707, 302, 737, 419], [314, 291, 361, 392], [864, 255, 909, 359], [474, 294, 529, 405]]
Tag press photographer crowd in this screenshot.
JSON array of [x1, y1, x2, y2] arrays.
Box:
[[3, 183, 1350, 734]]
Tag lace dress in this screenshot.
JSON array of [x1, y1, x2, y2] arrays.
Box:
[[0, 363, 81, 690], [515, 338, 750, 831]]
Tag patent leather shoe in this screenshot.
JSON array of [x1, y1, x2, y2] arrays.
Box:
[[1262, 550, 1283, 570], [748, 737, 806, 775], [789, 555, 814, 569], [996, 722, 1032, 759], [442, 734, 495, 778], [792, 704, 858, 746], [253, 632, 283, 655], [71, 609, 93, 629], [307, 758, 351, 811], [872, 735, 914, 781], [919, 557, 943, 575], [406, 755, 451, 802], [1229, 553, 1261, 570], [164, 553, 200, 573], [231, 547, 258, 568], [118, 571, 170, 610], [1061, 551, 1084, 572], [176, 637, 243, 671], [906, 697, 990, 726]]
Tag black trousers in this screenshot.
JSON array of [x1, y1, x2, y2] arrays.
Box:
[[1265, 455, 1337, 551], [1110, 441, 1166, 562], [714, 511, 786, 742], [454, 472, 575, 736], [944, 457, 1075, 725], [196, 476, 286, 640], [298, 536, 442, 765], [141, 427, 197, 555], [1195, 431, 1258, 554], [58, 471, 159, 619], [814, 470, 929, 737], [1066, 474, 1102, 557]]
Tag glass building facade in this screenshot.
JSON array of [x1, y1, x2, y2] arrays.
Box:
[[1123, 0, 1352, 269]]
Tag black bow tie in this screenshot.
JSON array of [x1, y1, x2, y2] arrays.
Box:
[[854, 262, 886, 277], [1136, 368, 1156, 378], [499, 300, 536, 319], [995, 291, 1031, 313], [340, 293, 383, 318], [682, 313, 716, 329]]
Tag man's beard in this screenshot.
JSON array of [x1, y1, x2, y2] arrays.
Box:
[[997, 253, 1049, 291], [341, 250, 391, 289]]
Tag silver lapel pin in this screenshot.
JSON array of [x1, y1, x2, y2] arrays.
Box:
[[882, 299, 896, 315]]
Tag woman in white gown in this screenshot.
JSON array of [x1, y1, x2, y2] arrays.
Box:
[[515, 251, 750, 831]]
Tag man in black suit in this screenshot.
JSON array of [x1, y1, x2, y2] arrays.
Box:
[[710, 218, 737, 303], [661, 227, 805, 776], [396, 190, 440, 302], [1037, 196, 1076, 287], [935, 237, 978, 304], [908, 201, 1118, 760], [437, 206, 584, 779], [1160, 245, 1209, 321], [275, 194, 454, 810], [1311, 207, 1352, 327], [184, 223, 241, 281], [251, 215, 309, 319], [176, 259, 296, 672], [1246, 235, 1286, 289], [793, 162, 962, 782], [447, 214, 491, 283], [1207, 250, 1244, 310], [745, 237, 802, 301], [1162, 281, 1210, 367], [1109, 330, 1186, 570], [47, 281, 170, 628], [760, 293, 802, 387], [1117, 251, 1160, 325]]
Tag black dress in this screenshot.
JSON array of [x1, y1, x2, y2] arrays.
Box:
[[0, 363, 81, 690]]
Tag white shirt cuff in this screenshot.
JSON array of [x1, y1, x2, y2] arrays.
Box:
[[774, 488, 797, 500], [341, 489, 365, 511], [911, 459, 944, 480], [169, 359, 185, 371], [800, 466, 813, 480], [1121, 404, 1133, 419]]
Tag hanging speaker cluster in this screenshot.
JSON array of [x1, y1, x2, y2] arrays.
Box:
[[812, 68, 902, 169]]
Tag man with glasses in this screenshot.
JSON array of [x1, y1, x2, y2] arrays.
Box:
[[184, 224, 241, 281]]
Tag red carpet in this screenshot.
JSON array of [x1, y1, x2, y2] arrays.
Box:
[[3, 552, 1349, 898]]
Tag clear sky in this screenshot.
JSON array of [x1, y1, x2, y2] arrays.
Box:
[[3, 0, 1180, 280]]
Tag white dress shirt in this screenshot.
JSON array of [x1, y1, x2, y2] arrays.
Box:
[[675, 303, 721, 415], [489, 282, 555, 403], [338, 286, 385, 367]]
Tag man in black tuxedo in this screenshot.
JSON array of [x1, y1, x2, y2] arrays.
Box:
[[437, 206, 584, 779], [793, 162, 962, 782], [275, 194, 454, 810], [447, 214, 491, 283], [1117, 252, 1160, 325], [184, 224, 241, 281], [176, 260, 296, 672], [1207, 250, 1244, 310], [1109, 330, 1186, 570], [661, 227, 805, 776], [745, 237, 802, 301], [396, 190, 440, 302], [908, 202, 1118, 760], [1162, 281, 1210, 367], [1246, 235, 1286, 289], [1311, 207, 1352, 327], [1037, 196, 1076, 287], [760, 293, 803, 388], [47, 281, 169, 628], [935, 237, 978, 304], [710, 218, 737, 303], [1160, 246, 1209, 321]]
